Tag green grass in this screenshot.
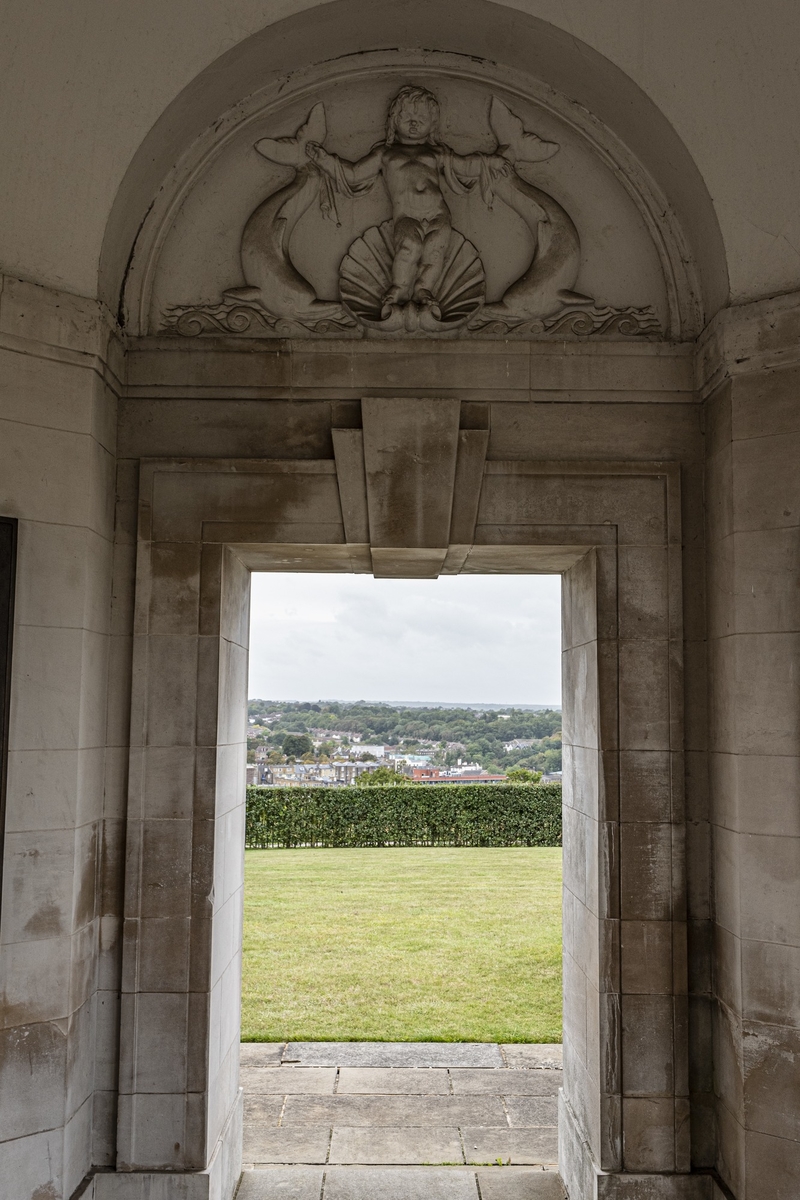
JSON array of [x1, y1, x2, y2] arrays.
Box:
[[242, 847, 562, 1043]]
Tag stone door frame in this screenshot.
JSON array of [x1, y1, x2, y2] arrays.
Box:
[[112, 403, 696, 1199]]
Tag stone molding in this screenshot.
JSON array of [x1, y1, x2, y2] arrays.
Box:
[[0, 274, 125, 392], [119, 441, 688, 1197], [696, 287, 800, 398]]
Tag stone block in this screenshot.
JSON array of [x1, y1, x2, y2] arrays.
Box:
[[337, 1068, 449, 1094], [362, 397, 461, 552], [464, 1127, 558, 1165], [282, 1095, 507, 1127], [241, 1066, 336, 1094], [742, 939, 800, 1026], [0, 1126, 64, 1200], [618, 751, 673, 824], [620, 922, 673, 994], [243, 1126, 331, 1165], [621, 1097, 675, 1172], [240, 1044, 286, 1068], [329, 1124, 464, 1164], [476, 1171, 566, 1199], [502, 1047, 563, 1071], [504, 1097, 559, 1127], [617, 546, 670, 641], [137, 818, 194, 920], [723, 753, 800, 838], [238, 1168, 325, 1199], [451, 1069, 561, 1095], [332, 428, 369, 544], [738, 832, 800, 946], [730, 526, 800, 634], [619, 822, 673, 922], [283, 1042, 503, 1068], [744, 1126, 800, 1200], [618, 640, 671, 751], [620, 995, 674, 1096], [731, 429, 800, 533], [741, 1020, 800, 1143], [323, 1166, 480, 1199]]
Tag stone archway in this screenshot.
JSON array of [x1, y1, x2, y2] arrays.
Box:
[[112, 390, 691, 1199]]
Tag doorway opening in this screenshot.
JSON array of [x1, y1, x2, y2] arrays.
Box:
[[239, 570, 565, 1186]]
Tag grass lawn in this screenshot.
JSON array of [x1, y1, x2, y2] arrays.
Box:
[[242, 846, 562, 1044]]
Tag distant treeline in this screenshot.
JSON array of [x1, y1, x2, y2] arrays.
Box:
[[245, 783, 562, 849], [248, 700, 562, 774]]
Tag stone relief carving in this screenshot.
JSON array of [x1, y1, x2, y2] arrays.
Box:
[[164, 86, 660, 339]]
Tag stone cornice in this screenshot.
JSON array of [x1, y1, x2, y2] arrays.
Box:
[[696, 289, 800, 398]]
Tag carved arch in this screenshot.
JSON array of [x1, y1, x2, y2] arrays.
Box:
[[103, 3, 726, 339]]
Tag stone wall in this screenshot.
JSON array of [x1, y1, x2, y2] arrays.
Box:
[[0, 278, 124, 1197]]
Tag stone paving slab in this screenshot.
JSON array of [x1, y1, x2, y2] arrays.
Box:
[[239, 1168, 564, 1200], [238, 1167, 324, 1198], [282, 1094, 507, 1127], [241, 1043, 286, 1067], [463, 1127, 559, 1165], [337, 1067, 450, 1094], [323, 1167, 480, 1199], [284, 1042, 504, 1068], [329, 1124, 464, 1164], [504, 1097, 559, 1128], [244, 1126, 332, 1164], [476, 1170, 566, 1199], [500, 1046, 562, 1070], [243, 1095, 286, 1125], [242, 1065, 337, 1094], [449, 1068, 561, 1095]]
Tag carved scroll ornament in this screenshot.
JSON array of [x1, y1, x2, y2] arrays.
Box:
[[164, 86, 660, 339]]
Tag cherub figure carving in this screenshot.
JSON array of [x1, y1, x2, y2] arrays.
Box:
[[306, 85, 553, 315], [222, 85, 591, 332]]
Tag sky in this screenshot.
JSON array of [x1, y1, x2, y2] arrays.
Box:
[[248, 572, 561, 707]]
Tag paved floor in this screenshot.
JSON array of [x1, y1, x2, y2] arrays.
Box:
[[238, 1042, 564, 1199]]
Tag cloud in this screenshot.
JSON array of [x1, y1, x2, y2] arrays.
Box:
[[248, 573, 561, 706]]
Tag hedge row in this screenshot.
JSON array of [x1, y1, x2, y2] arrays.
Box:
[[245, 783, 562, 849]]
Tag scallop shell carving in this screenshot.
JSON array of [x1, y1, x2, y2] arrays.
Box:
[[339, 221, 486, 331]]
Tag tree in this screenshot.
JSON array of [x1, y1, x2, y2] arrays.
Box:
[[356, 766, 410, 787], [506, 767, 543, 784], [282, 733, 313, 759]]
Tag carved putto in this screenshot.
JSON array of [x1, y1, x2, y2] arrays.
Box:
[[166, 86, 660, 339]]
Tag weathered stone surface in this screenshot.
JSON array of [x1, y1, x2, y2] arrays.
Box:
[[243, 1127, 331, 1165], [329, 1124, 464, 1165], [284, 1042, 504, 1068], [464, 1127, 559, 1165], [337, 1068, 450, 1094], [282, 1094, 507, 1128], [476, 1170, 566, 1198], [323, 1167, 480, 1199], [237, 1168, 325, 1199], [500, 1047, 563, 1070], [451, 1069, 561, 1096], [241, 1067, 337, 1094]]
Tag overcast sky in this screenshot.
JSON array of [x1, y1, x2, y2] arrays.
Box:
[[248, 572, 561, 707]]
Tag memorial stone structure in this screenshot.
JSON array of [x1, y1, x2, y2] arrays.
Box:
[[0, 3, 798, 1198]]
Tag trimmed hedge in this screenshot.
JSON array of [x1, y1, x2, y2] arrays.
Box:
[[245, 783, 562, 849]]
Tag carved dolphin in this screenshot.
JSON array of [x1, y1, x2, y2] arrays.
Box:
[[223, 104, 344, 321], [480, 99, 592, 322]]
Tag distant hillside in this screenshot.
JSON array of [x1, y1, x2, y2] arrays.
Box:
[[247, 699, 562, 774]]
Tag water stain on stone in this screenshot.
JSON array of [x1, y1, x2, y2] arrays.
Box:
[[23, 902, 63, 938], [31, 1185, 58, 1200]]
